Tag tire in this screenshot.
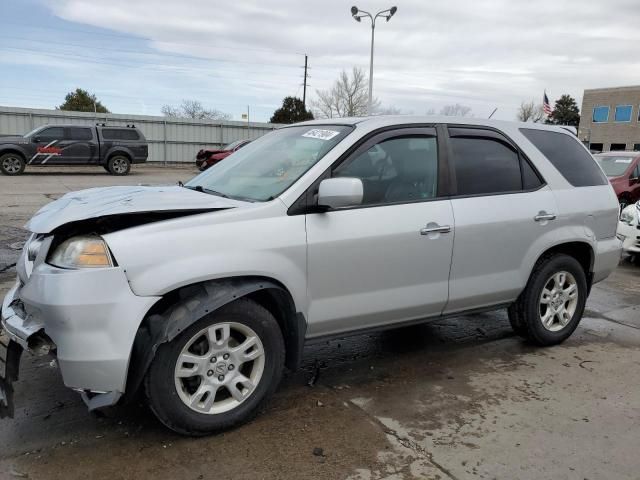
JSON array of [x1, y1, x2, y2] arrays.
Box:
[[507, 303, 528, 337], [619, 195, 631, 211], [145, 297, 285, 436], [509, 253, 587, 346], [107, 155, 131, 175], [0, 153, 26, 175], [102, 165, 110, 173]]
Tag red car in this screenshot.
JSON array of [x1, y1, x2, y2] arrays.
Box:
[[195, 140, 251, 171], [594, 152, 640, 209]]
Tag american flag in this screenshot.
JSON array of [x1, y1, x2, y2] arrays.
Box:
[[543, 91, 553, 116]]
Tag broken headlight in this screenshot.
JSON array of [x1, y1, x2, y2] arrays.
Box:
[[26, 234, 45, 262], [48, 235, 114, 269]]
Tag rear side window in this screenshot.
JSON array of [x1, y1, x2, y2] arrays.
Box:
[[450, 136, 523, 195], [67, 127, 92, 141], [101, 128, 140, 140], [520, 128, 607, 187]]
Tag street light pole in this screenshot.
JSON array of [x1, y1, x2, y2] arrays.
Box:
[[351, 5, 397, 115], [368, 21, 375, 114]]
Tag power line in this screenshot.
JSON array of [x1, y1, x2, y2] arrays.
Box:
[[2, 21, 305, 57], [1, 47, 305, 85], [0, 35, 312, 71]]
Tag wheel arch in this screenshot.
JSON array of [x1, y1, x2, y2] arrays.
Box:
[[530, 241, 594, 291], [105, 148, 133, 163], [0, 148, 27, 161], [123, 276, 306, 402]]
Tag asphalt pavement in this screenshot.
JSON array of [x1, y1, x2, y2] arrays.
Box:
[[0, 165, 639, 480]]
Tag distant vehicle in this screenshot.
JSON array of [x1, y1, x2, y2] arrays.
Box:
[[618, 202, 640, 258], [195, 140, 251, 171], [0, 124, 148, 176], [594, 152, 640, 209]]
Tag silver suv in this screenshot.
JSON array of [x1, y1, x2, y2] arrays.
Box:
[[1, 117, 621, 435]]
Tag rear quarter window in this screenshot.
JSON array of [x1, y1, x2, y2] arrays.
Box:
[[520, 128, 607, 187], [101, 128, 140, 141]]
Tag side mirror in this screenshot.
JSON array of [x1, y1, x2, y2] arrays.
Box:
[[317, 177, 363, 210]]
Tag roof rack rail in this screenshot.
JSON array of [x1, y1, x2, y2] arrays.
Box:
[[96, 122, 107, 127], [126, 124, 136, 128]]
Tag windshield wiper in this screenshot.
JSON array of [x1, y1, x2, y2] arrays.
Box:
[[184, 185, 230, 198]]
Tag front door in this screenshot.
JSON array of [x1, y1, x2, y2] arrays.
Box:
[[305, 127, 455, 338]]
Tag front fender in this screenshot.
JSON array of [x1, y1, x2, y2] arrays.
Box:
[[124, 277, 305, 400]]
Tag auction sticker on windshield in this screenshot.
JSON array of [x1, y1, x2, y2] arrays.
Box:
[[302, 129, 341, 141]]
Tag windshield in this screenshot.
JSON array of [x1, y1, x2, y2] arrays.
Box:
[[595, 155, 634, 177], [23, 126, 45, 138], [186, 125, 352, 201]]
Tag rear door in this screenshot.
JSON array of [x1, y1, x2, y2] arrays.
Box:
[[305, 127, 455, 338], [63, 127, 98, 164], [443, 126, 558, 314]]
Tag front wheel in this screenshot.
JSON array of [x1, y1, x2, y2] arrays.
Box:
[[0, 153, 25, 175], [508, 254, 587, 346], [145, 298, 285, 436]]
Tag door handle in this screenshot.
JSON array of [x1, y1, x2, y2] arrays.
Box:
[[420, 225, 451, 235], [534, 212, 556, 222]]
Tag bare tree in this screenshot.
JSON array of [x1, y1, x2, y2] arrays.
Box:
[[517, 100, 545, 123], [161, 100, 231, 120], [311, 67, 380, 118], [440, 104, 472, 117]]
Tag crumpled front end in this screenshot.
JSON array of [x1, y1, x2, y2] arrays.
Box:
[[0, 234, 160, 415]]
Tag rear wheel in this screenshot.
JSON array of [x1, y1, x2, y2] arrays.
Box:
[[145, 298, 285, 436], [0, 153, 25, 175], [107, 155, 131, 175], [508, 254, 587, 346]]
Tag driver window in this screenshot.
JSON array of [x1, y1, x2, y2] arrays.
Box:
[[333, 135, 438, 206], [36, 127, 64, 141]]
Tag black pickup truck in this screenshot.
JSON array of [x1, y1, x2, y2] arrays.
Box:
[[0, 124, 148, 175]]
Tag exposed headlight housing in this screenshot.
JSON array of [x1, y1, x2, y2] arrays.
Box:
[[48, 235, 114, 269]]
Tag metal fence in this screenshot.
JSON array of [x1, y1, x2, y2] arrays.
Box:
[[0, 106, 279, 163]]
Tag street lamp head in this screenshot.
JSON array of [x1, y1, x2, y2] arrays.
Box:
[[351, 6, 359, 16], [390, 6, 397, 16]]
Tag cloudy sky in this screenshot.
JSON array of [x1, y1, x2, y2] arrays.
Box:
[[1, 0, 639, 122]]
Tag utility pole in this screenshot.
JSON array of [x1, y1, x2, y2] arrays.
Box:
[[302, 54, 309, 107]]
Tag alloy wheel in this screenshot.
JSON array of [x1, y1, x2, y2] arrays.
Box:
[[112, 158, 128, 174], [2, 156, 22, 174], [539, 271, 579, 332], [174, 322, 265, 415]]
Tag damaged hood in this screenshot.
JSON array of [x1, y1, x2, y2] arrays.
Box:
[[27, 185, 247, 233]]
